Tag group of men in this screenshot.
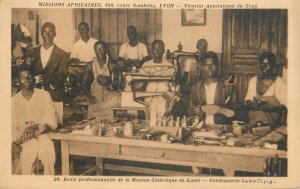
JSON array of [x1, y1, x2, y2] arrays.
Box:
[[11, 21, 152, 175], [12, 21, 287, 175], [12, 22, 67, 175]]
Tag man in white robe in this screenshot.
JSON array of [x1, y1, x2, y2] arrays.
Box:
[[12, 69, 57, 175], [139, 40, 175, 127]]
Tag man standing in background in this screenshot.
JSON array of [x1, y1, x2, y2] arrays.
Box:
[[171, 39, 209, 117], [70, 22, 98, 63], [181, 38, 208, 85], [23, 22, 68, 124], [118, 25, 150, 72]]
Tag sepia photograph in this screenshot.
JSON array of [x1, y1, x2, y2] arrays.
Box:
[[9, 7, 289, 178]]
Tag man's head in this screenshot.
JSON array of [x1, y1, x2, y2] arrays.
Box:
[[78, 22, 90, 40], [196, 39, 208, 53], [94, 40, 108, 61], [41, 22, 56, 46], [127, 25, 138, 45], [200, 51, 218, 79], [152, 39, 165, 63], [259, 52, 277, 78], [18, 69, 34, 90]]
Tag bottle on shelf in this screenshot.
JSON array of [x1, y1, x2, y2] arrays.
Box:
[[98, 120, 103, 136], [168, 115, 174, 127], [175, 117, 181, 128], [162, 116, 167, 127], [182, 115, 187, 128]]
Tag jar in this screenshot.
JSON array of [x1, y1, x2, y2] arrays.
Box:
[[123, 122, 135, 137], [232, 121, 243, 136]]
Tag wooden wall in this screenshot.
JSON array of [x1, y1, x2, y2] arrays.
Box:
[[222, 10, 287, 103], [74, 9, 162, 59]]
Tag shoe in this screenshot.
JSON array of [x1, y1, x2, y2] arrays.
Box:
[[201, 104, 234, 117]]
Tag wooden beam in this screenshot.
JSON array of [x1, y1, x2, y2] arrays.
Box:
[[104, 163, 201, 176], [96, 158, 104, 175], [61, 140, 70, 175], [50, 133, 287, 158]]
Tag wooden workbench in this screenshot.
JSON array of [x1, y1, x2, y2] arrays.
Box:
[[49, 132, 287, 176]]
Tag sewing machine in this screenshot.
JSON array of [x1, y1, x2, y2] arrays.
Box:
[[111, 66, 180, 120], [167, 49, 237, 86]]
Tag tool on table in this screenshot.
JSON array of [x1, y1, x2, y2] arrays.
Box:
[[252, 121, 271, 138]]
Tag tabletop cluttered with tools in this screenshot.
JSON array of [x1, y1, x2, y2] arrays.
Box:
[[50, 117, 287, 176]]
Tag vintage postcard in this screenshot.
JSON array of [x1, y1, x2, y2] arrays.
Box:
[[1, 0, 300, 188]]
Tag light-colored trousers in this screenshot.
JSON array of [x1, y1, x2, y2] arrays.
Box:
[[19, 134, 55, 175], [147, 96, 166, 127]]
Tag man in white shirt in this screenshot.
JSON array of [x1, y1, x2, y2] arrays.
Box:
[[118, 25, 150, 72], [189, 51, 236, 125], [23, 22, 68, 124], [189, 52, 236, 175], [245, 52, 287, 127], [71, 22, 98, 63], [12, 69, 57, 175], [139, 40, 175, 127]]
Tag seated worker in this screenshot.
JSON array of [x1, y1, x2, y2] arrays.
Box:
[[170, 39, 209, 118], [139, 39, 175, 127], [71, 22, 98, 63], [188, 51, 236, 125], [181, 38, 208, 85], [245, 52, 287, 127], [118, 25, 150, 72], [82, 40, 119, 119], [12, 69, 57, 175]]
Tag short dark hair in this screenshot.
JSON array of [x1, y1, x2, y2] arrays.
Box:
[[78, 22, 89, 31], [203, 51, 218, 66], [152, 39, 165, 50], [41, 22, 56, 32], [127, 25, 137, 32], [197, 39, 208, 46], [94, 40, 108, 52], [259, 52, 276, 67], [17, 67, 32, 78]]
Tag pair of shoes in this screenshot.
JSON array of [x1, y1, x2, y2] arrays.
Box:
[[201, 104, 234, 117]]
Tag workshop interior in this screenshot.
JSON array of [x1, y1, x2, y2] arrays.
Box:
[[11, 8, 287, 176]]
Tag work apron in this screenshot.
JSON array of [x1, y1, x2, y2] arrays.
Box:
[[88, 58, 119, 119], [248, 78, 283, 127]]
